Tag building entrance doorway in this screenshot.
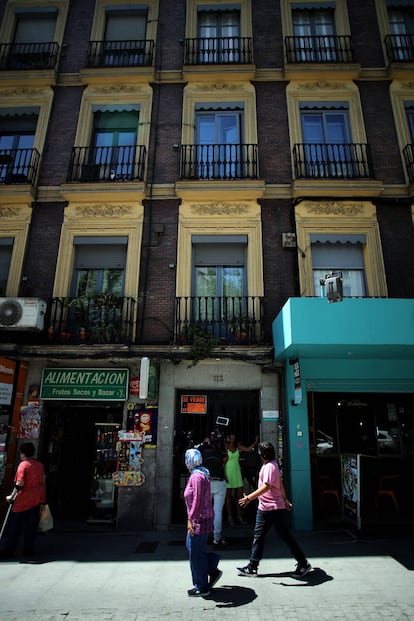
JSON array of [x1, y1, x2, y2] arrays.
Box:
[[172, 389, 260, 523]]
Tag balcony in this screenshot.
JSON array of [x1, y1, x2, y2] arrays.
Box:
[[179, 144, 258, 180], [175, 296, 264, 345], [284, 35, 354, 64], [403, 144, 414, 183], [47, 295, 136, 345], [67, 145, 146, 182], [0, 42, 60, 70], [0, 148, 41, 185], [87, 40, 154, 67], [184, 37, 253, 65], [293, 143, 373, 179], [385, 34, 414, 63]]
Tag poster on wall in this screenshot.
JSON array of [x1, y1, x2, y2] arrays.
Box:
[[0, 357, 16, 405], [112, 430, 145, 487], [18, 404, 42, 439], [341, 453, 360, 530], [126, 403, 158, 447]]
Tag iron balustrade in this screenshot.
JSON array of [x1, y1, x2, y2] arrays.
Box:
[[293, 143, 373, 179], [184, 37, 253, 65], [0, 41, 60, 70], [87, 40, 154, 67], [385, 34, 414, 63], [67, 145, 146, 182], [175, 296, 264, 345], [0, 148, 41, 185], [284, 35, 354, 63], [403, 144, 414, 183], [179, 144, 258, 180], [47, 296, 136, 344]]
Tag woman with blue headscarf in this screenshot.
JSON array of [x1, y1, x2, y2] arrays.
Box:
[[184, 448, 222, 597]]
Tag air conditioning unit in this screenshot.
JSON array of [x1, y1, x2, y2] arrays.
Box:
[[0, 298, 47, 330]]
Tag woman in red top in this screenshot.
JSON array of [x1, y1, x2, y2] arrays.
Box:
[[1, 442, 46, 560]]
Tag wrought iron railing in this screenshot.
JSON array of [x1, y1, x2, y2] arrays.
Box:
[[403, 143, 414, 183], [0, 41, 60, 70], [284, 35, 354, 63], [0, 148, 41, 185], [385, 34, 414, 63], [67, 145, 146, 182], [179, 144, 258, 180], [293, 143, 373, 179], [46, 295, 136, 344], [87, 39, 154, 67], [184, 37, 253, 65], [175, 296, 264, 345]]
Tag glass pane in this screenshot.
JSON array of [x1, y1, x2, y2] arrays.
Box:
[[301, 114, 324, 142], [325, 114, 348, 143], [74, 269, 99, 296], [102, 269, 123, 295], [223, 267, 243, 297], [407, 110, 414, 141]]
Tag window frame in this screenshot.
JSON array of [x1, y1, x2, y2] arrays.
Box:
[[185, 0, 252, 39], [0, 1, 69, 47], [390, 81, 414, 185], [281, 0, 351, 38], [90, 1, 158, 47], [295, 200, 387, 298]]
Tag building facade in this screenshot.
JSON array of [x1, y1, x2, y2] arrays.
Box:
[[0, 0, 413, 532]]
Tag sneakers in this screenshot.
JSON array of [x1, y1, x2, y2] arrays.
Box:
[[187, 587, 211, 597], [236, 564, 258, 577], [291, 560, 312, 577], [209, 568, 223, 588]]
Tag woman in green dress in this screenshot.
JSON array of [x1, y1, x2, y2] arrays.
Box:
[[225, 432, 258, 526]]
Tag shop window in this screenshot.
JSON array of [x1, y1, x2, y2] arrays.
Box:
[[195, 103, 244, 179], [311, 233, 367, 297], [88, 106, 139, 181], [0, 238, 14, 295], [197, 7, 241, 63], [292, 3, 336, 61], [0, 108, 38, 183]]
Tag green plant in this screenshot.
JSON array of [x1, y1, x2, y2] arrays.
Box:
[[187, 326, 218, 367]]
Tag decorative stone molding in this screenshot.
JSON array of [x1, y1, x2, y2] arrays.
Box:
[[191, 203, 249, 216], [306, 201, 364, 216], [0, 207, 19, 218], [74, 204, 132, 217], [0, 87, 44, 97], [193, 81, 243, 92], [93, 84, 142, 94], [299, 81, 342, 91]]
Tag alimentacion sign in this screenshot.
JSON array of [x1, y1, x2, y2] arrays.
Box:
[[40, 368, 129, 401]]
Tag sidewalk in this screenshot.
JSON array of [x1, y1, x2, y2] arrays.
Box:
[[1, 523, 413, 621]]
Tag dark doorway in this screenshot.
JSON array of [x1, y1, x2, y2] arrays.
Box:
[[42, 403, 123, 523], [172, 389, 260, 523]]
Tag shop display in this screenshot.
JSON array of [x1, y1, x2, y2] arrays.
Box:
[[88, 422, 120, 523]]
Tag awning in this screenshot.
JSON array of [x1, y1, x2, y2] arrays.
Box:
[[310, 233, 366, 244]]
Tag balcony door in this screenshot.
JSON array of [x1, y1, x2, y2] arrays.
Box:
[[300, 104, 352, 177], [192, 236, 247, 338], [198, 9, 240, 63], [103, 6, 148, 66], [293, 6, 336, 61], [0, 110, 37, 182], [90, 107, 139, 181], [195, 106, 243, 179], [388, 4, 414, 60]]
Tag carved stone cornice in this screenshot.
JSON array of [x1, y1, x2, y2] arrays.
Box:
[[92, 84, 143, 94], [74, 204, 132, 217], [306, 201, 364, 216], [0, 87, 44, 97], [191, 203, 249, 216]]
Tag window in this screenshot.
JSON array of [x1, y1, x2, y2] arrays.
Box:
[[0, 108, 38, 183], [71, 237, 127, 297], [292, 3, 336, 61], [88, 106, 139, 181], [0, 239, 14, 295], [7, 7, 58, 69], [192, 235, 247, 337], [195, 103, 244, 179], [311, 234, 367, 297], [387, 1, 414, 60], [102, 5, 148, 66], [197, 7, 241, 63]]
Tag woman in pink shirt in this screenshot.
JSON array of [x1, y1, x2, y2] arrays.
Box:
[[236, 441, 312, 578], [1, 442, 46, 560]]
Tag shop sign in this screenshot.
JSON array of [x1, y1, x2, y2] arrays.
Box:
[[40, 368, 129, 401], [181, 394, 207, 414], [0, 357, 16, 405]]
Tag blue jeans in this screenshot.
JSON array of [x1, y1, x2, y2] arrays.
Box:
[[186, 532, 220, 592], [210, 479, 226, 543], [249, 508, 306, 567]]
